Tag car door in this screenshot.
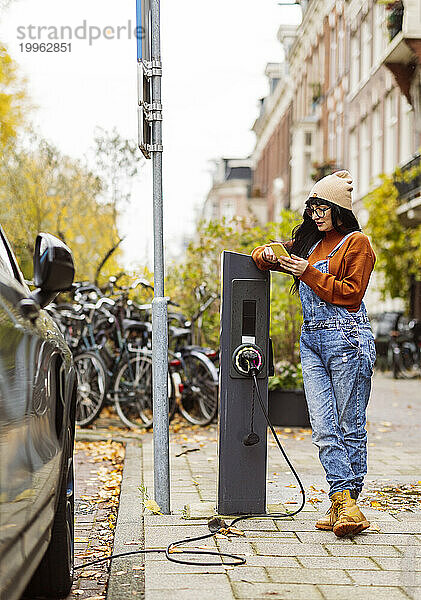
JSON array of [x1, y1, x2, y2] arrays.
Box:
[[0, 227, 73, 591]]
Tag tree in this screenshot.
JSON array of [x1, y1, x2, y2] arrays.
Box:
[[0, 135, 121, 281], [91, 127, 143, 220], [363, 170, 421, 311], [0, 44, 27, 148], [165, 210, 303, 364]]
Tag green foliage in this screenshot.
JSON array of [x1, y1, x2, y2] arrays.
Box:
[[165, 210, 303, 365], [268, 361, 303, 391], [363, 171, 421, 309]]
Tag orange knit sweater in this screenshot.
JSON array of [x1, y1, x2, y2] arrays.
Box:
[[252, 230, 376, 312]]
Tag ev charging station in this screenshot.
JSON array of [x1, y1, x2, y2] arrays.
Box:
[[218, 251, 272, 515]]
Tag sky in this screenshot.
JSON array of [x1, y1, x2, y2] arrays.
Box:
[[0, 0, 301, 269]]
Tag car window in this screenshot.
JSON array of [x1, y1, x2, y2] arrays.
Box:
[[0, 231, 20, 281]]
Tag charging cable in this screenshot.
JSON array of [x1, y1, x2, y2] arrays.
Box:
[[74, 360, 306, 571]]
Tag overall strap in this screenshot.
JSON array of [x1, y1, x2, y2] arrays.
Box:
[[327, 231, 359, 258], [306, 239, 322, 258]]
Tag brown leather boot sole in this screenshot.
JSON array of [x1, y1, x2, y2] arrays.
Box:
[[333, 519, 370, 537], [315, 522, 334, 531]]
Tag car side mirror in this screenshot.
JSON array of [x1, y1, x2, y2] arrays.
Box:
[[31, 233, 75, 308]]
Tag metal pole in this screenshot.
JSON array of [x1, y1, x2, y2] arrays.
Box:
[[150, 0, 170, 514]]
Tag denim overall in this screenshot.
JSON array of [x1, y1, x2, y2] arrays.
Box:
[[299, 232, 376, 497]]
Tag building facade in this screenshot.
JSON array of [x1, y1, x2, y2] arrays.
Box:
[[201, 158, 267, 226], [250, 0, 421, 315]]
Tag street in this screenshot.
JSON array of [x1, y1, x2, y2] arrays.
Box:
[[72, 371, 420, 600]]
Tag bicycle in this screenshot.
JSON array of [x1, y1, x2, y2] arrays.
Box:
[[53, 281, 177, 429], [388, 318, 421, 379]]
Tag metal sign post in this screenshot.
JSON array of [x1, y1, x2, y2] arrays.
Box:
[[136, 0, 170, 514]]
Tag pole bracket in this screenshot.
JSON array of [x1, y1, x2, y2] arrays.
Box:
[[143, 101, 163, 122], [142, 59, 162, 78], [147, 144, 163, 152]]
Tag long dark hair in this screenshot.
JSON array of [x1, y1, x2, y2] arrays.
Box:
[[289, 198, 361, 295]]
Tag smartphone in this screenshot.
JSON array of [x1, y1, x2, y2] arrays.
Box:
[[269, 242, 290, 259]]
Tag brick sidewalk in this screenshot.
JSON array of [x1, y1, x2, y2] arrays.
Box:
[[138, 372, 420, 600]]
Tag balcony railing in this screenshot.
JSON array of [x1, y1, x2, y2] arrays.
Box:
[[394, 153, 421, 203], [386, 2, 404, 41]]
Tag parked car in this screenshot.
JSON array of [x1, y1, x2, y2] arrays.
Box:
[[0, 228, 76, 600]]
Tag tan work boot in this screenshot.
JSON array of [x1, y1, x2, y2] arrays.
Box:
[[332, 490, 370, 537], [315, 499, 339, 531]]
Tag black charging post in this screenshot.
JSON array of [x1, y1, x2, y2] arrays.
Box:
[[217, 251, 271, 515]]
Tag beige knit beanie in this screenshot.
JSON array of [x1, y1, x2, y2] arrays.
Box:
[[307, 170, 353, 211]]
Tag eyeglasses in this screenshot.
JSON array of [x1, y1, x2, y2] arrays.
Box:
[[305, 205, 331, 218]]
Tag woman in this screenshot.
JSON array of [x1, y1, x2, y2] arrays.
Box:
[[252, 170, 376, 537]]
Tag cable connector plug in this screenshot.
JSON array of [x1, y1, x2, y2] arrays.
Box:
[[207, 516, 228, 533]]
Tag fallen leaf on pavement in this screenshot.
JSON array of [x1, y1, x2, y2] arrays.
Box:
[[144, 499, 163, 514], [80, 570, 100, 578]]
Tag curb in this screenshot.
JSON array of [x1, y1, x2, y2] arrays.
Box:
[[106, 440, 145, 600]]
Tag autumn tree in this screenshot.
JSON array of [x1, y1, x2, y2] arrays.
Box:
[[165, 211, 303, 364], [0, 135, 121, 281], [0, 44, 27, 148]]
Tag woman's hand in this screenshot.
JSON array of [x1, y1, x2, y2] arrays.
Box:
[[279, 254, 309, 277], [262, 246, 278, 263]]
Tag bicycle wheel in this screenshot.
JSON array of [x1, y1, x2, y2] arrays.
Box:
[[178, 352, 218, 426], [396, 342, 418, 378], [74, 351, 107, 426], [114, 354, 177, 429]]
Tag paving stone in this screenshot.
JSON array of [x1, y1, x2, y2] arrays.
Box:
[[325, 543, 403, 557], [297, 556, 380, 570], [226, 566, 269, 582], [319, 585, 411, 600], [234, 520, 278, 532], [353, 533, 421, 545], [252, 541, 329, 556], [145, 572, 232, 591], [373, 556, 421, 571], [215, 539, 257, 555], [266, 566, 352, 584], [294, 531, 357, 544], [231, 581, 324, 599], [146, 559, 226, 574], [396, 546, 421, 558], [237, 555, 302, 568], [146, 590, 233, 600], [346, 569, 420, 586], [145, 525, 211, 547], [143, 515, 209, 527]]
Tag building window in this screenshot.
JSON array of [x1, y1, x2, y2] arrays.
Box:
[[373, 2, 387, 65], [338, 18, 345, 78], [399, 95, 415, 163], [329, 27, 337, 88], [360, 117, 370, 195], [336, 121, 343, 165], [384, 90, 398, 174], [305, 132, 312, 146], [328, 114, 335, 159], [350, 129, 359, 197], [371, 104, 382, 179], [360, 18, 371, 81], [350, 34, 360, 91], [222, 198, 236, 221]]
